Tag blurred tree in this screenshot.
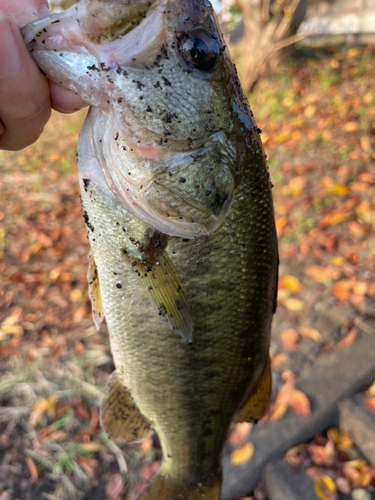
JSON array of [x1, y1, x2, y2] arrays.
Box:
[[220, 0, 307, 90]]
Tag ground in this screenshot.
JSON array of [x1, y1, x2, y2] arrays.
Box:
[[0, 44, 374, 500]]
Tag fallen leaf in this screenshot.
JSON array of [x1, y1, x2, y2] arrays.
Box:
[[332, 280, 354, 301], [306, 266, 341, 284], [271, 353, 289, 372], [228, 422, 253, 447], [327, 428, 353, 448], [298, 327, 323, 342], [328, 184, 348, 196], [318, 210, 353, 228], [79, 442, 102, 453], [282, 275, 303, 293], [335, 477, 351, 495], [29, 395, 58, 427], [343, 121, 359, 132], [314, 475, 337, 500], [230, 442, 254, 465], [364, 397, 375, 414], [105, 473, 125, 500], [366, 380, 375, 396], [337, 328, 358, 348], [290, 390, 311, 417], [77, 455, 98, 477], [288, 176, 306, 195], [280, 328, 299, 351], [309, 443, 335, 467], [351, 489, 372, 500], [304, 104, 316, 118], [282, 298, 305, 312], [25, 456, 39, 482], [269, 374, 295, 421]]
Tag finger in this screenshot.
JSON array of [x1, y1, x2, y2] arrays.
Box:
[[1, 0, 48, 26], [50, 82, 88, 114], [0, 16, 51, 151]]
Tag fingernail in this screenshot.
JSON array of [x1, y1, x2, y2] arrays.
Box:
[[39, 5, 51, 19], [0, 15, 22, 79]]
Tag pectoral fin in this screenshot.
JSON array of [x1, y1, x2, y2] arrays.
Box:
[[233, 360, 272, 423], [100, 372, 152, 443], [87, 250, 104, 330], [129, 247, 193, 343]]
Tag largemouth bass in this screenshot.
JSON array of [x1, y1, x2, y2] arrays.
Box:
[[22, 1, 279, 499]]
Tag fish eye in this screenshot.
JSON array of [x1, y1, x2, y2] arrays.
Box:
[[178, 30, 222, 72]]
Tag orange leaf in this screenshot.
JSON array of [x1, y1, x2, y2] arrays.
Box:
[[280, 328, 299, 351], [271, 353, 289, 372], [314, 475, 337, 500], [306, 266, 341, 284], [228, 422, 253, 447], [282, 298, 305, 312], [319, 210, 352, 228], [105, 473, 125, 500], [337, 328, 358, 348], [25, 456, 39, 482], [230, 442, 254, 465], [290, 390, 311, 417], [282, 275, 303, 293], [298, 327, 323, 342], [269, 374, 295, 421], [77, 455, 98, 477], [289, 176, 306, 195], [332, 280, 354, 301], [364, 397, 375, 414]]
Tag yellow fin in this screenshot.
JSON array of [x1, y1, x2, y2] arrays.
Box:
[[100, 372, 152, 442], [233, 360, 272, 423], [139, 470, 222, 500], [130, 247, 193, 342], [87, 250, 104, 330]]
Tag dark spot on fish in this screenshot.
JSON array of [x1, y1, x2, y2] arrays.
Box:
[[118, 98, 123, 103], [83, 178, 90, 192], [51, 20, 60, 24], [131, 261, 137, 267], [257, 127, 262, 134], [147, 105, 153, 112], [179, 177, 186, 183], [116, 283, 122, 289], [205, 189, 212, 196], [162, 76, 171, 86], [115, 133, 119, 141], [83, 211, 94, 232], [154, 81, 161, 89], [41, 39, 46, 44]]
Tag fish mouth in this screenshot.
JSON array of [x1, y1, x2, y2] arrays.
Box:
[[21, 0, 166, 70]]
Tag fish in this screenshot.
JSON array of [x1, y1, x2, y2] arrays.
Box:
[[21, 1, 279, 499]]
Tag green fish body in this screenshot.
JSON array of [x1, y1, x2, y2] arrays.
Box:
[[22, 2, 278, 498]]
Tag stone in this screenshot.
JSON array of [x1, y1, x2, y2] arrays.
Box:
[[263, 461, 316, 500], [222, 326, 375, 500], [340, 395, 375, 466]]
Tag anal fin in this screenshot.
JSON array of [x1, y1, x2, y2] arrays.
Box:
[[87, 250, 104, 330], [100, 372, 152, 443], [129, 246, 193, 343], [233, 359, 272, 423]]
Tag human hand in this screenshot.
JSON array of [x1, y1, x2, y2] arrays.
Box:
[[0, 0, 87, 151]]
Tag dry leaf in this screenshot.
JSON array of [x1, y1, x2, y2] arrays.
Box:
[[282, 275, 303, 293], [298, 327, 323, 342], [280, 329, 299, 351], [25, 456, 39, 482], [282, 298, 305, 312], [77, 455, 98, 477], [79, 442, 102, 453], [269, 374, 295, 421], [335, 477, 351, 495], [289, 176, 306, 195], [306, 266, 340, 284], [318, 210, 352, 228], [228, 422, 253, 447], [230, 442, 254, 465], [366, 380, 375, 396], [337, 328, 358, 348], [314, 475, 337, 500], [328, 184, 348, 196], [271, 353, 289, 372], [332, 280, 354, 301], [309, 444, 334, 467], [364, 397, 375, 414], [290, 390, 311, 417], [343, 121, 359, 132], [29, 395, 58, 427], [105, 473, 125, 500], [327, 428, 353, 448]]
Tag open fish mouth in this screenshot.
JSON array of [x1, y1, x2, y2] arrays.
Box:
[[21, 0, 166, 71]]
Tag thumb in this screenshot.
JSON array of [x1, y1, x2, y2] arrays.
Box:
[[1, 0, 49, 26]]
